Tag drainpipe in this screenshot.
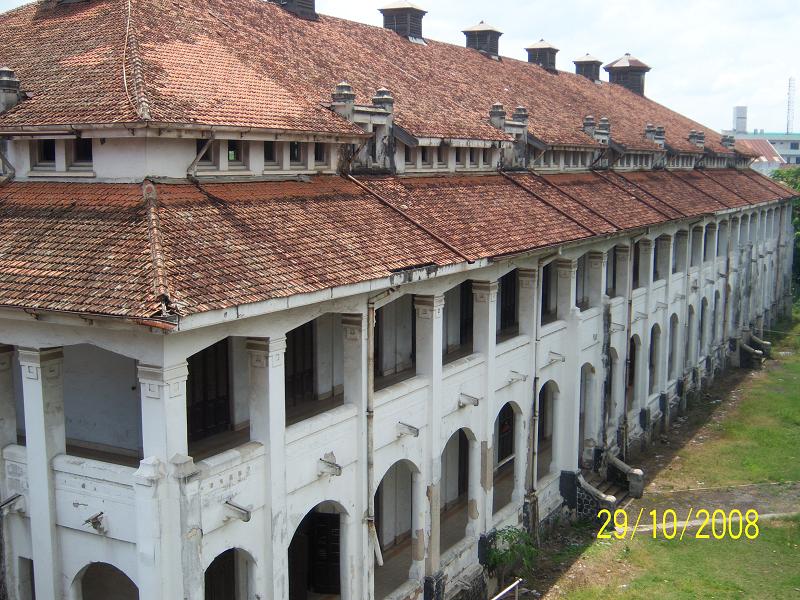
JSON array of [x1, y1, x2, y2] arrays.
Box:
[[367, 289, 394, 567]]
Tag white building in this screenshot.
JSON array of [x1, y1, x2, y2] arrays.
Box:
[[0, 1, 795, 599]]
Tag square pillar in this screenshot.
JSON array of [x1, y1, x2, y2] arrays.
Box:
[[414, 295, 443, 576], [264, 336, 289, 600], [472, 281, 497, 531], [638, 239, 654, 288], [555, 259, 577, 319], [136, 362, 190, 600], [614, 246, 631, 296], [587, 252, 606, 307], [18, 347, 65, 600], [0, 346, 17, 491], [655, 236, 672, 282]]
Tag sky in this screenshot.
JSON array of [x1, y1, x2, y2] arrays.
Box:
[[0, 0, 797, 134]]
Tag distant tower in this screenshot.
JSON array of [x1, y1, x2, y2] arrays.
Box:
[[788, 77, 796, 134], [733, 106, 748, 134]]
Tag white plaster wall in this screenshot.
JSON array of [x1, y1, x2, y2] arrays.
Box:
[[61, 345, 142, 453], [377, 462, 412, 546], [230, 337, 251, 428]]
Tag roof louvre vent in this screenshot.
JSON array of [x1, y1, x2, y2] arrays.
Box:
[[380, 1, 427, 41], [526, 39, 559, 72], [574, 54, 602, 82], [463, 22, 502, 58], [268, 0, 317, 20], [604, 53, 651, 96]]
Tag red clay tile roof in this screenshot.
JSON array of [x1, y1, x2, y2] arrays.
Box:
[[668, 170, 751, 209], [735, 139, 785, 164], [352, 174, 597, 260], [0, 0, 737, 152], [0, 168, 791, 319]]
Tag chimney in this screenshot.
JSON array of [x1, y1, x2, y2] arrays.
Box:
[[512, 106, 529, 126], [0, 67, 21, 114], [583, 115, 596, 137], [645, 123, 666, 149], [489, 102, 506, 130], [573, 54, 602, 82], [379, 1, 427, 40], [721, 134, 736, 150], [595, 117, 611, 145], [463, 22, 502, 57], [525, 39, 559, 72], [655, 126, 666, 147], [604, 53, 651, 96], [688, 129, 705, 148], [267, 0, 317, 20], [331, 81, 356, 120], [372, 88, 394, 112]]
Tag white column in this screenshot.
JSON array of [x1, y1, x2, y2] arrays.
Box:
[[414, 295, 443, 577], [342, 314, 368, 600], [472, 280, 497, 532], [517, 269, 537, 492], [0, 345, 17, 494], [554, 260, 580, 473], [639, 239, 654, 288], [266, 336, 289, 600], [135, 362, 189, 600], [555, 259, 577, 319], [18, 347, 65, 600]]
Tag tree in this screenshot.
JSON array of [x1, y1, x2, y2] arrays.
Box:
[[772, 167, 800, 290]]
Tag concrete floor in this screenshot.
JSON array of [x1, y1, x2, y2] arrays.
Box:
[[440, 499, 469, 554], [492, 463, 515, 514], [374, 539, 413, 599]]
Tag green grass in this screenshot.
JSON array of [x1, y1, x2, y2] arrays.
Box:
[[655, 317, 800, 489], [565, 517, 800, 600]]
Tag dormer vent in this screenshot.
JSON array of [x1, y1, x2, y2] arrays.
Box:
[[688, 129, 705, 148], [489, 102, 506, 129], [646, 123, 666, 148], [463, 22, 502, 57], [0, 67, 21, 114], [604, 53, 651, 96], [583, 115, 596, 137], [655, 126, 666, 146], [526, 39, 559, 72], [721, 134, 736, 150], [512, 106, 529, 125], [372, 88, 395, 112], [380, 1, 427, 40], [595, 117, 611, 144], [574, 54, 602, 81], [267, 0, 317, 20], [332, 81, 356, 104]]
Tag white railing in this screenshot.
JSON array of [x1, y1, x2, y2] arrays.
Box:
[[491, 578, 523, 600]]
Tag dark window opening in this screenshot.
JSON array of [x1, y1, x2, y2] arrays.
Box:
[[498, 270, 519, 340], [469, 148, 478, 166], [73, 138, 93, 164], [458, 281, 474, 350], [541, 263, 557, 324], [264, 141, 277, 164], [36, 139, 56, 166], [227, 140, 243, 165], [290, 142, 303, 165], [314, 143, 327, 165], [482, 148, 491, 166], [187, 339, 232, 449], [289, 509, 341, 599], [497, 404, 514, 462], [632, 242, 641, 289], [404, 145, 413, 165], [374, 297, 416, 391], [606, 247, 618, 297], [196, 139, 213, 164]]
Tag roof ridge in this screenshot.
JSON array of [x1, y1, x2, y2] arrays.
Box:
[[607, 170, 688, 218], [665, 169, 734, 209], [123, 0, 151, 121], [499, 171, 598, 236], [591, 170, 675, 220], [347, 175, 474, 263], [142, 179, 173, 315]]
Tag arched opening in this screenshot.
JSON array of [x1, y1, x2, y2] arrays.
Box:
[[79, 562, 138, 600], [537, 381, 558, 482], [374, 460, 418, 599], [440, 429, 471, 553], [492, 403, 517, 512], [668, 314, 680, 380], [686, 305, 696, 368], [289, 502, 347, 600], [648, 324, 661, 395], [205, 548, 256, 600], [578, 364, 594, 468], [627, 336, 641, 411]]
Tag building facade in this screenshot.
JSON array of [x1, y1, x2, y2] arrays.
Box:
[[0, 1, 796, 599]]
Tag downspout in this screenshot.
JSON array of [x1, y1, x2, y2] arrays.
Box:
[[367, 289, 394, 567]]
